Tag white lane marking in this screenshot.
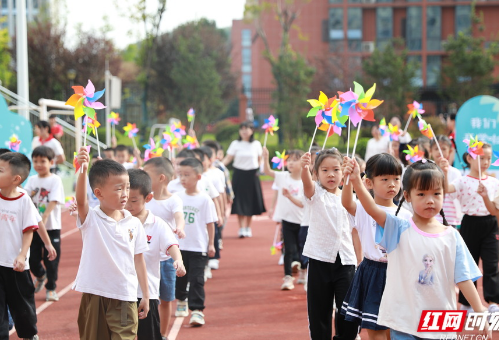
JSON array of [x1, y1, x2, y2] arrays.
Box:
[[167, 316, 185, 340]]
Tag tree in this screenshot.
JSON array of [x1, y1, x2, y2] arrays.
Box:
[[0, 22, 13, 87], [362, 40, 419, 119], [245, 0, 315, 146]]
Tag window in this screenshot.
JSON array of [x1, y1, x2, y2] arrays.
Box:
[[329, 0, 343, 3], [406, 7, 422, 51], [242, 29, 251, 47], [455, 6, 471, 35], [376, 7, 393, 49], [348, 0, 361, 3], [242, 48, 251, 73], [329, 8, 344, 40], [408, 55, 423, 87], [426, 6, 441, 51], [242, 74, 252, 99], [348, 8, 362, 51], [426, 56, 441, 87]]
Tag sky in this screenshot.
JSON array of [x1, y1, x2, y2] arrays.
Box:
[[63, 0, 247, 49]]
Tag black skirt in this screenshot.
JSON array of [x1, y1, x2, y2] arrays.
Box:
[[231, 168, 266, 216]]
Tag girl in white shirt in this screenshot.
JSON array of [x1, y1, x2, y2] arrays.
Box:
[[342, 153, 411, 340], [301, 148, 360, 340]]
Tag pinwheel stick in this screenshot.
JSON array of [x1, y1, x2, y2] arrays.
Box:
[[272, 223, 280, 249], [308, 126, 318, 153], [264, 132, 268, 149], [403, 115, 412, 134], [478, 155, 482, 182], [428, 124, 443, 160], [189, 116, 195, 132], [130, 136, 138, 151], [345, 120, 363, 185], [95, 127, 101, 158], [347, 120, 351, 158], [81, 123, 88, 174], [323, 125, 332, 150]]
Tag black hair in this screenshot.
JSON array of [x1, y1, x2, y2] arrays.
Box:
[[177, 149, 196, 159], [179, 158, 204, 175], [0, 148, 12, 156], [89, 159, 128, 190], [192, 148, 206, 161], [0, 152, 31, 182], [395, 159, 449, 226], [365, 153, 402, 179], [48, 114, 56, 119], [462, 142, 492, 168], [313, 148, 343, 176], [310, 146, 321, 155], [202, 140, 219, 153], [401, 140, 430, 167], [144, 157, 175, 180], [115, 145, 129, 153], [287, 149, 304, 161], [32, 146, 55, 161], [430, 135, 453, 150], [104, 148, 116, 156], [199, 146, 213, 160], [128, 169, 152, 198], [36, 120, 51, 135], [238, 121, 255, 142]]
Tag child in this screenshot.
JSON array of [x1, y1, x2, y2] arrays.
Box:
[[126, 169, 186, 340], [341, 153, 411, 340], [115, 144, 139, 169], [442, 143, 499, 313], [345, 157, 488, 339], [430, 136, 462, 227], [203, 140, 234, 206], [25, 146, 65, 302], [300, 149, 360, 339], [103, 147, 116, 161], [262, 147, 304, 290], [175, 158, 217, 326], [143, 157, 186, 337], [0, 152, 40, 340], [74, 148, 150, 339]]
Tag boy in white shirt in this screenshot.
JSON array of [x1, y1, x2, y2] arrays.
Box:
[[25, 146, 65, 302], [126, 169, 186, 340], [175, 158, 217, 326], [143, 157, 186, 338], [74, 147, 150, 340], [0, 152, 40, 340], [115, 144, 139, 169]]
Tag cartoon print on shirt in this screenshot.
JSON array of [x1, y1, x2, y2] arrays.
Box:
[[372, 219, 388, 262], [38, 188, 50, 202], [147, 235, 152, 244], [29, 187, 50, 214], [418, 254, 435, 285], [128, 229, 134, 242]]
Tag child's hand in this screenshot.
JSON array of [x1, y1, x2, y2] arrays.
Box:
[[344, 158, 361, 183], [133, 148, 141, 158], [301, 152, 311, 169], [341, 156, 350, 173], [175, 228, 186, 239], [174, 260, 186, 277], [208, 245, 216, 258], [268, 208, 274, 219], [477, 182, 488, 198], [77, 146, 90, 172], [262, 147, 269, 159], [68, 201, 78, 216], [137, 298, 149, 319], [438, 158, 449, 174], [45, 243, 57, 261], [13, 255, 26, 272], [217, 215, 224, 226], [282, 188, 291, 199]]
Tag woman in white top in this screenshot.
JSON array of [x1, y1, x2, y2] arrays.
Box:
[[365, 125, 389, 161], [223, 121, 266, 238], [32, 121, 65, 171]]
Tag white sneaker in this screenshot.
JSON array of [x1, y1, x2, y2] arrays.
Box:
[[208, 259, 219, 270], [355, 334, 361, 340], [278, 254, 284, 265], [488, 303, 499, 314], [175, 300, 189, 317], [189, 310, 205, 326], [281, 275, 295, 290], [291, 261, 301, 273], [297, 269, 307, 284], [238, 228, 245, 238], [245, 227, 252, 237], [204, 266, 212, 281], [304, 282, 307, 292], [46, 290, 59, 302]]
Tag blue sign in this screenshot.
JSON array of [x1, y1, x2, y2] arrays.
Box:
[[455, 95, 499, 170]]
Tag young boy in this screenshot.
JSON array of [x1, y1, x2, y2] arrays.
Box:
[[74, 147, 150, 340], [115, 144, 138, 169], [175, 158, 217, 326], [143, 157, 186, 338], [103, 147, 116, 161], [126, 169, 186, 340], [24, 146, 65, 301], [0, 152, 40, 340]]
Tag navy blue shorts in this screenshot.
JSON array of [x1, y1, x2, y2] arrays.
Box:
[[341, 258, 388, 330], [159, 258, 176, 302]]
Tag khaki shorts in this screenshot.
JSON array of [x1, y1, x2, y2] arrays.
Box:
[[78, 293, 138, 340]]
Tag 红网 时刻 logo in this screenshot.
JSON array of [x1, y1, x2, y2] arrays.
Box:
[[418, 310, 496, 333]]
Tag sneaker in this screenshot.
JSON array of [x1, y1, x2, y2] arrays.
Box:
[[175, 300, 189, 317], [189, 310, 205, 326], [291, 261, 301, 273], [245, 227, 252, 238], [488, 303, 499, 314], [304, 282, 307, 292], [46, 290, 59, 302], [208, 259, 219, 270], [218, 239, 223, 250], [162, 337, 168, 340], [23, 336, 39, 340], [278, 254, 284, 266], [204, 266, 212, 281], [281, 275, 295, 290], [238, 228, 245, 238], [297, 269, 307, 284], [356, 334, 361, 340], [460, 304, 474, 314], [33, 274, 46, 293]]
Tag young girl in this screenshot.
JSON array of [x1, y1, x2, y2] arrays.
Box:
[[344, 157, 487, 339], [441, 143, 499, 313], [262, 147, 305, 290], [341, 153, 411, 340], [430, 135, 462, 227], [301, 148, 360, 340]]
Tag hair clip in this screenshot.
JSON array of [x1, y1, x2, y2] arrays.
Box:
[[316, 152, 320, 155], [421, 158, 427, 164], [331, 147, 337, 152]]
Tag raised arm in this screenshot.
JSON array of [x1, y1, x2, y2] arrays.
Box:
[[301, 152, 315, 199], [75, 146, 90, 223], [261, 147, 275, 178], [439, 158, 456, 193], [341, 156, 357, 216], [344, 158, 387, 227]]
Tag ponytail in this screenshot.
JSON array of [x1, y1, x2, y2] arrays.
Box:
[[439, 209, 449, 226], [395, 196, 405, 216]]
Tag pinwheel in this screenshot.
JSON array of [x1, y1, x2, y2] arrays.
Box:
[[404, 100, 425, 133], [306, 92, 340, 152], [464, 135, 485, 180], [318, 111, 348, 150], [65, 196, 75, 208], [262, 115, 280, 148], [403, 145, 425, 163], [379, 118, 387, 137], [123, 123, 139, 150], [73, 145, 91, 173], [82, 116, 102, 157], [272, 150, 288, 171], [7, 134, 21, 152], [183, 135, 197, 150], [270, 224, 283, 255], [143, 138, 165, 161], [418, 120, 433, 139], [492, 150, 499, 167], [387, 123, 401, 142], [107, 111, 120, 140], [170, 122, 186, 139], [161, 131, 180, 159], [187, 108, 196, 130], [65, 80, 106, 120]]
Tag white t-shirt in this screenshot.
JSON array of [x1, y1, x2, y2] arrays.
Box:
[[0, 192, 39, 270], [16, 187, 42, 222], [364, 138, 389, 161], [376, 214, 481, 339], [146, 195, 184, 261], [435, 166, 462, 226], [32, 136, 64, 169], [74, 207, 149, 301], [227, 140, 262, 170], [204, 168, 225, 194], [272, 171, 304, 225], [24, 174, 65, 230], [122, 162, 135, 170], [352, 202, 411, 262], [303, 183, 356, 265], [86, 178, 100, 209], [168, 177, 219, 199], [176, 191, 217, 252], [452, 175, 499, 216], [138, 211, 178, 299]]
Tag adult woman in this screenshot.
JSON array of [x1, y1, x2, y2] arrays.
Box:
[[32, 120, 65, 171], [223, 121, 266, 238], [364, 125, 389, 161]]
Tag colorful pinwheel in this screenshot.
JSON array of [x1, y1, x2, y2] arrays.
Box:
[[262, 115, 280, 135], [270, 241, 283, 255], [82, 116, 101, 136], [123, 123, 139, 139], [463, 135, 484, 159], [7, 134, 21, 152], [143, 138, 165, 161], [379, 118, 387, 137], [386, 123, 401, 142], [338, 82, 381, 127], [65, 196, 75, 208], [403, 145, 425, 163], [492, 150, 499, 166], [272, 150, 288, 170], [170, 122, 186, 138], [407, 100, 425, 119], [307, 92, 339, 127], [418, 120, 434, 139], [183, 135, 197, 150], [107, 112, 120, 126], [65, 80, 105, 120], [187, 108, 195, 122]]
